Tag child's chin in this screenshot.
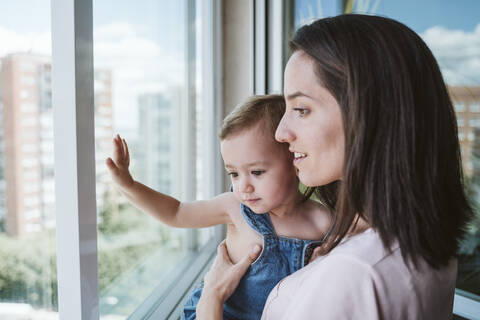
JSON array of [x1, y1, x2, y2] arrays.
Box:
[[253, 207, 271, 215], [247, 204, 268, 214]]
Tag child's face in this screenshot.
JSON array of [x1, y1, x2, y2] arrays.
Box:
[[220, 124, 298, 214]]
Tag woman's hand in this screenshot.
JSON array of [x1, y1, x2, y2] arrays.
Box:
[[106, 134, 135, 191], [197, 241, 261, 319]]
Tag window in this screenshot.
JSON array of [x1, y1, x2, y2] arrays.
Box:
[[456, 103, 466, 112], [293, 0, 480, 318], [471, 103, 480, 113], [21, 102, 37, 113], [0, 0, 222, 319], [21, 116, 38, 127], [46, 0, 223, 319], [20, 76, 36, 86], [470, 118, 480, 128], [20, 89, 31, 99], [0, 1, 58, 319], [92, 1, 221, 318]]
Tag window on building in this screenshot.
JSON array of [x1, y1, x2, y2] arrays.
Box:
[[456, 103, 466, 112], [471, 103, 480, 113], [470, 118, 480, 128]]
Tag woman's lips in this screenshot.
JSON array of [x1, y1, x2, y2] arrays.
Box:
[[293, 152, 307, 166]]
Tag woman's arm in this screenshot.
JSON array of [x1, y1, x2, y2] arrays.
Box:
[[197, 241, 261, 319]]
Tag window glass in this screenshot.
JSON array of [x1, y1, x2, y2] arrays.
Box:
[[471, 103, 480, 113], [94, 0, 212, 318], [294, 0, 480, 300], [0, 0, 58, 318]]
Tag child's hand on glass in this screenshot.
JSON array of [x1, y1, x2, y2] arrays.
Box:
[[106, 134, 134, 191]]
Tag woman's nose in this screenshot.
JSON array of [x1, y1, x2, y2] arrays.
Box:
[[275, 116, 294, 143]]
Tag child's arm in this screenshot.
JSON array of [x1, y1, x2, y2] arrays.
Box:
[[106, 134, 232, 228]]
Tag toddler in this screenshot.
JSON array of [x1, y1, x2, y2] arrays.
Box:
[[106, 95, 331, 320]]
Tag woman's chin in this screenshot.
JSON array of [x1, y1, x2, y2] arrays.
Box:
[[298, 171, 317, 187], [299, 170, 339, 187]]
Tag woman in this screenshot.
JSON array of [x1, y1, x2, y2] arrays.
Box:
[[197, 14, 473, 319]]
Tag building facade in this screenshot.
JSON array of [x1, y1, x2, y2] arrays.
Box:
[[0, 53, 114, 237]]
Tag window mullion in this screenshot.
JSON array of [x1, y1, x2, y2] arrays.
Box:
[[185, 0, 199, 252], [201, 0, 225, 242], [51, 0, 98, 319]]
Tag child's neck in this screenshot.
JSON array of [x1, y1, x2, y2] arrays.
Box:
[[269, 191, 304, 219]]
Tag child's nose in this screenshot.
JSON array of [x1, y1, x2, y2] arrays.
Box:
[[241, 180, 254, 193]]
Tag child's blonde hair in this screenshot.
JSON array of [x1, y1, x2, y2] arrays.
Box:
[[219, 95, 286, 149]]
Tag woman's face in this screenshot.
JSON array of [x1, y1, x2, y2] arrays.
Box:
[[275, 50, 345, 187]]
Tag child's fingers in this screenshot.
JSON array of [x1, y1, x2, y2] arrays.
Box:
[[112, 137, 124, 165], [122, 138, 130, 166], [105, 157, 118, 171]]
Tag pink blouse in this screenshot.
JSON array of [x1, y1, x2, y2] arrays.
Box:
[[262, 228, 457, 320]]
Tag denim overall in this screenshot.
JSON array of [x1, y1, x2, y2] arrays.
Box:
[[181, 203, 325, 320]]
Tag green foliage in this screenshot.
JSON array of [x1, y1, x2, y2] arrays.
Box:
[[98, 240, 161, 293], [0, 193, 170, 311], [98, 190, 134, 235], [0, 231, 57, 309]]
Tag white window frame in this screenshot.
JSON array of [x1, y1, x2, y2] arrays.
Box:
[[454, 289, 480, 320], [52, 0, 98, 319], [51, 0, 224, 319], [253, 0, 291, 95]]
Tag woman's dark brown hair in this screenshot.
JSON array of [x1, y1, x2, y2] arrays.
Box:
[[292, 14, 473, 268]]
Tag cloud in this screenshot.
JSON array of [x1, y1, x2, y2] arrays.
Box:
[[93, 22, 186, 130], [0, 22, 187, 130], [0, 26, 51, 56], [421, 24, 480, 86]]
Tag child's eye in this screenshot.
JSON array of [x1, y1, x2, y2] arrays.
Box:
[[251, 170, 265, 176], [293, 107, 309, 117], [227, 172, 238, 178]]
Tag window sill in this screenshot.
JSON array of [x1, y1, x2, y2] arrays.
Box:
[[454, 288, 480, 320], [128, 239, 219, 320]]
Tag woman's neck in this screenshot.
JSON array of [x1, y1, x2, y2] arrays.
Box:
[[348, 215, 370, 235]]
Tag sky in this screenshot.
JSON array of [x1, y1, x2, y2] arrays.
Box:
[[295, 0, 480, 87], [0, 0, 189, 131], [295, 0, 480, 33], [0, 0, 479, 130]]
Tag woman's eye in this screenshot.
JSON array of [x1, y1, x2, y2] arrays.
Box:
[[293, 107, 309, 117], [251, 170, 265, 176]]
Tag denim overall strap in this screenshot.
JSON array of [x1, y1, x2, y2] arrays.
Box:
[[240, 203, 275, 236], [301, 223, 332, 267], [301, 240, 324, 267]]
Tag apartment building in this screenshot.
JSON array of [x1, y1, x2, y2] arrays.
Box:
[[0, 53, 114, 237]]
